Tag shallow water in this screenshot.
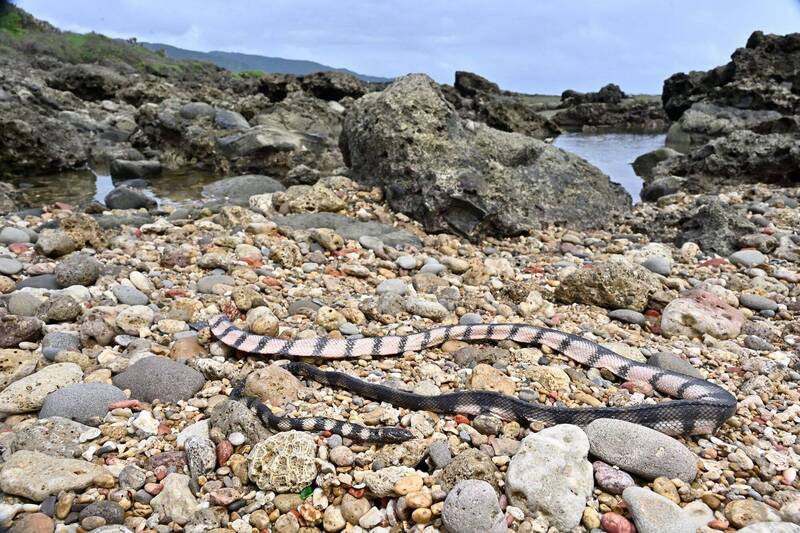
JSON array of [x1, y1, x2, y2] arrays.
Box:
[[553, 132, 666, 201], [8, 169, 220, 208]]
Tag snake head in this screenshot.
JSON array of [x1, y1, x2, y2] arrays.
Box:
[[379, 427, 415, 443]]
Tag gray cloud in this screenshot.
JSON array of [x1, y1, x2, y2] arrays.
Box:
[[18, 0, 800, 93]]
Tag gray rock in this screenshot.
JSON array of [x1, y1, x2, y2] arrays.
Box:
[[112, 285, 149, 305], [623, 487, 695, 533], [640, 175, 686, 202], [632, 147, 682, 178], [730, 249, 767, 267], [118, 465, 147, 490], [35, 230, 78, 258], [505, 425, 593, 531], [593, 461, 635, 495], [202, 175, 285, 206], [4, 416, 94, 458], [112, 357, 205, 403], [7, 292, 42, 316], [179, 102, 215, 120], [0, 315, 42, 348], [41, 332, 81, 361], [16, 274, 59, 290], [396, 256, 417, 269], [676, 200, 757, 256], [641, 256, 671, 276], [214, 109, 250, 130], [739, 293, 778, 311], [428, 440, 452, 469], [744, 335, 776, 351], [340, 74, 630, 240], [459, 313, 483, 325], [607, 309, 646, 326], [208, 399, 271, 444], [272, 212, 421, 247], [442, 480, 507, 533], [54, 252, 102, 287], [585, 418, 697, 481], [79, 500, 125, 525], [0, 227, 30, 245], [0, 450, 107, 501], [37, 294, 82, 323], [646, 352, 703, 379], [39, 383, 126, 426], [197, 275, 235, 294], [104, 186, 156, 210], [0, 257, 23, 275], [376, 279, 408, 295], [109, 159, 162, 181]]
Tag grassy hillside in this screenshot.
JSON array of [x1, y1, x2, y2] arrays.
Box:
[[0, 4, 222, 80], [142, 42, 390, 82]]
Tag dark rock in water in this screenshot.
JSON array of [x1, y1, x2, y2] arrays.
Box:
[[40, 383, 126, 426], [657, 130, 800, 191], [46, 63, 126, 101], [640, 176, 685, 203], [340, 74, 630, 240], [16, 274, 60, 290], [676, 199, 757, 256], [112, 356, 205, 403], [632, 147, 682, 178], [54, 252, 102, 287], [104, 186, 156, 210], [202, 174, 285, 206], [110, 159, 162, 181], [454, 71, 501, 97], [272, 212, 422, 248], [214, 109, 250, 130], [0, 315, 42, 348]]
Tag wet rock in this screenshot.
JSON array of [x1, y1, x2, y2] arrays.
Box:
[[585, 418, 697, 481], [340, 74, 630, 240], [0, 450, 107, 501], [112, 356, 205, 403], [104, 186, 156, 210], [39, 383, 126, 426], [505, 424, 593, 531], [661, 289, 744, 339], [555, 260, 660, 311], [109, 159, 162, 181]]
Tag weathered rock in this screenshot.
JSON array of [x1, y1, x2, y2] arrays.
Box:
[[661, 289, 745, 339], [47, 63, 125, 100], [555, 260, 661, 311], [109, 159, 162, 181], [104, 186, 156, 210], [0, 315, 42, 348], [632, 147, 682, 178], [244, 365, 303, 407], [0, 362, 83, 413], [201, 175, 285, 206], [248, 431, 317, 492], [54, 252, 102, 287], [676, 200, 757, 256], [150, 473, 199, 525], [5, 416, 95, 458], [340, 74, 630, 240], [0, 348, 37, 389], [438, 448, 500, 493], [442, 479, 507, 533], [0, 450, 107, 501], [585, 419, 698, 481], [505, 424, 593, 531]]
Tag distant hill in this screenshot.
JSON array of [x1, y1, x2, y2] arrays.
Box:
[[142, 42, 390, 83]]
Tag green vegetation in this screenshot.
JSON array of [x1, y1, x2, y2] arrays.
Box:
[[0, 7, 24, 36], [234, 69, 266, 79], [0, 5, 221, 81]]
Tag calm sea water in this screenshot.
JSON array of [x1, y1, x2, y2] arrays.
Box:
[[553, 132, 667, 201]]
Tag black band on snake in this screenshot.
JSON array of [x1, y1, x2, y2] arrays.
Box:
[[212, 314, 736, 442]]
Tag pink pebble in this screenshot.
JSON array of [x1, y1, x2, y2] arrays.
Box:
[[601, 512, 636, 533]]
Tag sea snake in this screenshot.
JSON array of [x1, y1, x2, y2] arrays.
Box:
[[211, 314, 736, 442]]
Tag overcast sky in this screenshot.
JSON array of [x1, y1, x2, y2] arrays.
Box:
[[17, 0, 800, 94]]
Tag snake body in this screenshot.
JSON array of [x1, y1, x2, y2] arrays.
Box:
[[212, 314, 736, 442]]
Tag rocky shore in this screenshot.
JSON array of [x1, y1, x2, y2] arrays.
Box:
[[1, 6, 800, 533]]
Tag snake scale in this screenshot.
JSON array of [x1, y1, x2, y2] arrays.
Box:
[[211, 314, 736, 443]]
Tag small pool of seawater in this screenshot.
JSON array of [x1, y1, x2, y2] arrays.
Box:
[[553, 132, 666, 201], [8, 169, 221, 208]]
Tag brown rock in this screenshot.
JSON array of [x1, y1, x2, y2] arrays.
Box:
[[244, 364, 303, 407], [468, 364, 515, 395]]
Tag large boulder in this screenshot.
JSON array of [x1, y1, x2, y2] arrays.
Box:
[[454, 71, 501, 97], [675, 199, 757, 256], [46, 64, 126, 101], [299, 71, 370, 101], [663, 31, 800, 121], [340, 74, 630, 240], [665, 102, 783, 149]]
